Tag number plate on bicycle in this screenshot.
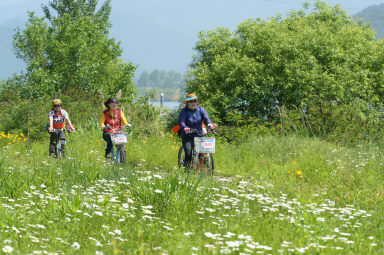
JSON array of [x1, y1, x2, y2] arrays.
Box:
[[194, 137, 215, 153], [111, 132, 127, 145]]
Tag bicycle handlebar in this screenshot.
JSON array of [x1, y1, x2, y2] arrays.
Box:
[[186, 128, 217, 136], [105, 124, 131, 130], [51, 128, 75, 133]]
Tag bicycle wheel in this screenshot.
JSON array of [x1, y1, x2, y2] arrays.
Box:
[[177, 146, 185, 168], [60, 143, 66, 158], [198, 153, 214, 174], [209, 153, 214, 174], [118, 145, 126, 164], [55, 140, 61, 157]]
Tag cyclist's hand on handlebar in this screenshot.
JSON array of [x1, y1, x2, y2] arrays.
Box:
[[184, 127, 190, 133], [124, 124, 132, 129], [208, 123, 216, 131], [48, 127, 53, 132], [103, 124, 112, 130]]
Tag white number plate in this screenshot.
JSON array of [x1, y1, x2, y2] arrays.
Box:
[[112, 133, 127, 145], [194, 137, 215, 153]]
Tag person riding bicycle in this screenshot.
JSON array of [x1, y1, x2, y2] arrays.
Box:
[[100, 97, 130, 158], [178, 94, 215, 169], [48, 99, 75, 156]]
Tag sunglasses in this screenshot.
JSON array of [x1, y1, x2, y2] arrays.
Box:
[[54, 105, 61, 107], [188, 100, 197, 103]]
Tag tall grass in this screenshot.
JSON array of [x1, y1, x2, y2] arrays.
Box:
[[0, 128, 383, 254]]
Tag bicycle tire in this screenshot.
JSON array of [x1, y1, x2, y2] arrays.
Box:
[[118, 145, 126, 164], [55, 140, 60, 157], [177, 146, 185, 168], [61, 143, 66, 158], [208, 153, 214, 174], [197, 153, 214, 174]]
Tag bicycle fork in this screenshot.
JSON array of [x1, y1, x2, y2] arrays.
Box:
[[111, 146, 120, 163]]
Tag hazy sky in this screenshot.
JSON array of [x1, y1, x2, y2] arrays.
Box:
[[1, 0, 383, 73]]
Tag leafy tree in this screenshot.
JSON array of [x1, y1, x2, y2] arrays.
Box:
[[149, 69, 161, 87], [11, 0, 136, 100], [138, 70, 150, 87], [187, 1, 384, 124]]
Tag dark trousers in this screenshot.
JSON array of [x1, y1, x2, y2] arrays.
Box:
[[49, 130, 65, 146], [103, 132, 113, 156], [182, 136, 194, 168]]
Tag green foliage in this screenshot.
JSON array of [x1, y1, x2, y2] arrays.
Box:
[[187, 1, 384, 126], [276, 98, 384, 145], [121, 93, 162, 138], [12, 0, 136, 100]]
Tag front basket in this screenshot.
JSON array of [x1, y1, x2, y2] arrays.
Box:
[[194, 137, 215, 153]]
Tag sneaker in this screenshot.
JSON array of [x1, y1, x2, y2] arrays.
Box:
[[105, 153, 112, 158]]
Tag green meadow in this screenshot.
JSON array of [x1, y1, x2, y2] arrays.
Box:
[[0, 128, 382, 254]]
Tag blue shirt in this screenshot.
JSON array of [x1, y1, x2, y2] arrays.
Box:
[[178, 106, 212, 137]]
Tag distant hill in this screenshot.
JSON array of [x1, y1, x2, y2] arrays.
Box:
[[355, 3, 384, 39]]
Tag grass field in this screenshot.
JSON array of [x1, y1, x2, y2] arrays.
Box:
[[0, 129, 383, 254]]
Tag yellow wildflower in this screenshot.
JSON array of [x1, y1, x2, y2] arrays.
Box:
[[296, 170, 302, 175], [20, 133, 25, 137], [292, 161, 297, 165]]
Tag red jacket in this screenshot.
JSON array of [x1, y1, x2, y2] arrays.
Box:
[[103, 109, 122, 133]]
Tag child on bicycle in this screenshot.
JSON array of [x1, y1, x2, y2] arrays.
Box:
[[48, 99, 75, 155], [178, 94, 215, 169], [100, 97, 130, 159]]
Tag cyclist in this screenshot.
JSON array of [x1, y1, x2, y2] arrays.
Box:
[[100, 97, 130, 158], [48, 99, 75, 156], [178, 94, 215, 169]]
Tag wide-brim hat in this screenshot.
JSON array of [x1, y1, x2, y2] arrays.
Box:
[[184, 94, 198, 104]]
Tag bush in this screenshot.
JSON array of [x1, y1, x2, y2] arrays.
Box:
[[276, 97, 384, 145]]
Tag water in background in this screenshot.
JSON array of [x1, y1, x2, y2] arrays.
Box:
[[150, 101, 181, 110]]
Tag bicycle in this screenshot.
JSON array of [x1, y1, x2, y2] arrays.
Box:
[[104, 124, 130, 164], [49, 128, 74, 158], [178, 128, 216, 174]]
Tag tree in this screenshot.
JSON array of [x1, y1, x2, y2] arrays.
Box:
[[149, 69, 160, 88], [12, 0, 136, 100], [187, 1, 384, 123], [138, 71, 150, 87]]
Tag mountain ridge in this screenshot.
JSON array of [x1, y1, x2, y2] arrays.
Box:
[[354, 3, 384, 39]]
